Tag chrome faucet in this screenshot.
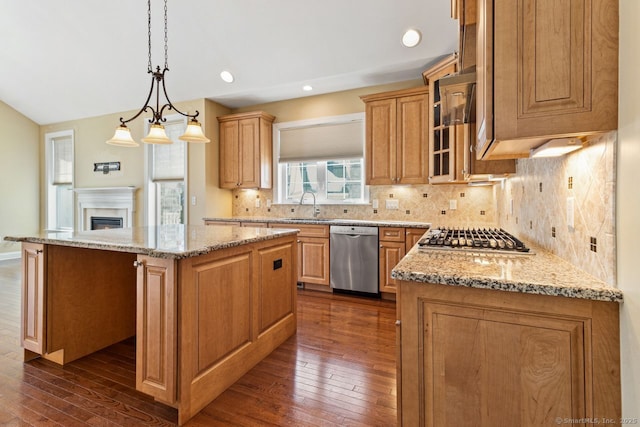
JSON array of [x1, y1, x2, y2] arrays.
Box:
[[299, 190, 320, 218]]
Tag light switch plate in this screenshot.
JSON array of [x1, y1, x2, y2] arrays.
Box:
[[266, 199, 272, 208], [191, 196, 197, 206], [567, 197, 575, 229], [449, 200, 457, 210], [385, 199, 399, 210], [255, 199, 261, 208], [372, 199, 379, 209]]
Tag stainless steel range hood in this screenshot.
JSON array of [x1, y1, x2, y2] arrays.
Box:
[[438, 69, 476, 126]]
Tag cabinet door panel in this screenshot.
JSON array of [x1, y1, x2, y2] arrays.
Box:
[[21, 243, 45, 354], [136, 256, 177, 404], [519, 0, 588, 116], [365, 99, 396, 185], [298, 237, 329, 285], [397, 94, 428, 184], [423, 301, 587, 427], [219, 121, 240, 189], [379, 242, 405, 293], [239, 117, 260, 188]]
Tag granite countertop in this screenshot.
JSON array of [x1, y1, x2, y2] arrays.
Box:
[[4, 225, 299, 260], [392, 243, 623, 303], [203, 216, 432, 229]]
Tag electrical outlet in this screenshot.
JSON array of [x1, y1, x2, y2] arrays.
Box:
[[255, 199, 261, 208], [372, 199, 379, 209], [449, 200, 457, 210], [385, 199, 399, 210], [266, 199, 272, 208], [191, 196, 197, 206]]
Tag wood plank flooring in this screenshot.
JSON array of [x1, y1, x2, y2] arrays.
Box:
[[0, 258, 398, 426]]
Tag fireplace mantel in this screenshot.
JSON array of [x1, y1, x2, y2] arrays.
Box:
[[74, 187, 137, 231]]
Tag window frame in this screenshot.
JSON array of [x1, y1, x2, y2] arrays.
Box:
[[44, 129, 74, 231], [144, 115, 188, 226], [273, 113, 369, 205]]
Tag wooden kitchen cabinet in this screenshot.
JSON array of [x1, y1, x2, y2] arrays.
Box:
[[270, 223, 330, 289], [379, 227, 428, 295], [361, 87, 429, 185], [135, 255, 177, 404], [21, 242, 45, 356], [476, 0, 618, 159], [405, 228, 428, 252], [423, 54, 515, 183], [218, 111, 275, 189], [397, 281, 621, 426]]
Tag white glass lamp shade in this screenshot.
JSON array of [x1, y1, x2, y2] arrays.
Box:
[[142, 124, 173, 144], [179, 120, 210, 143], [106, 125, 139, 147]]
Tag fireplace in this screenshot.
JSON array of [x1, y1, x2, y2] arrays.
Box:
[[91, 216, 124, 230], [74, 187, 137, 231]]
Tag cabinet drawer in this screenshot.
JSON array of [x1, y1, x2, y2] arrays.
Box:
[[270, 223, 329, 238], [380, 227, 405, 242]]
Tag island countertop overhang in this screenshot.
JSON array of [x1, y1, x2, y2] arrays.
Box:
[[4, 224, 299, 259]]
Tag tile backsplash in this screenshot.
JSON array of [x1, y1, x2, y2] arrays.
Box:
[[495, 132, 617, 285], [232, 184, 497, 227], [229, 132, 616, 286]]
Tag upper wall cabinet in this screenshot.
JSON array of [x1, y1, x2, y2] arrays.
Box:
[[476, 0, 619, 160], [218, 111, 275, 189], [361, 87, 429, 185]]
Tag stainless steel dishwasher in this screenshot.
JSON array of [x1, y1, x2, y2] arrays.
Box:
[[329, 225, 379, 294]]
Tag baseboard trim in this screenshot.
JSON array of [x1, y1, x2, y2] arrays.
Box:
[[0, 251, 20, 261]]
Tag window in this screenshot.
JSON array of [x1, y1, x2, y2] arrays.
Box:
[[275, 113, 368, 204], [45, 130, 74, 231], [283, 159, 364, 203], [146, 117, 187, 225]]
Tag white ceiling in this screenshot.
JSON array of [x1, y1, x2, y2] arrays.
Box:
[[0, 0, 458, 125]]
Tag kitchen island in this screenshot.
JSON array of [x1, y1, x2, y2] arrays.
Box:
[[392, 243, 622, 426], [6, 224, 299, 425]]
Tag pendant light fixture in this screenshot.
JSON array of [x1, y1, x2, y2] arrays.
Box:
[[106, 0, 210, 147]]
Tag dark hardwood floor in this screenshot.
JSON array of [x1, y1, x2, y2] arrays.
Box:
[[0, 258, 397, 426]]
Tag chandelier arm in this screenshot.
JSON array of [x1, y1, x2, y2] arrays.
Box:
[[158, 69, 200, 120], [119, 72, 159, 126]]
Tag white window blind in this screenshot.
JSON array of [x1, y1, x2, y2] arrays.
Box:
[[52, 137, 73, 185], [279, 120, 364, 162], [152, 122, 185, 181]]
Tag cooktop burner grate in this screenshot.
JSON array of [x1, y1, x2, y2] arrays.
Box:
[[418, 227, 531, 253]]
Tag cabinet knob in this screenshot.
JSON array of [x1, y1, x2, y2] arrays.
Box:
[[380, 245, 383, 248], [133, 260, 144, 268], [35, 249, 43, 254], [395, 320, 401, 326], [297, 240, 301, 243]]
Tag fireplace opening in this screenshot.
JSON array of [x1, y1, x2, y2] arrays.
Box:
[[91, 216, 124, 230]]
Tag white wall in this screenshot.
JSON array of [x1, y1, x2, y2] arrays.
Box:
[[617, 0, 640, 415], [0, 100, 40, 256]]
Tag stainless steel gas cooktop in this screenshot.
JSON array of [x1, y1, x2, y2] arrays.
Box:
[[418, 227, 532, 254]]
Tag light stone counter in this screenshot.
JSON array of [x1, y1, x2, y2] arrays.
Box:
[[5, 224, 298, 260], [203, 216, 432, 229], [392, 243, 623, 302]]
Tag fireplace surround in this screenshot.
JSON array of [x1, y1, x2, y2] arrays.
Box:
[[74, 187, 137, 231]]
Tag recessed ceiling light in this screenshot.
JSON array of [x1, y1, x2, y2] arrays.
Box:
[[220, 70, 234, 83], [303, 85, 313, 91], [402, 29, 422, 48]]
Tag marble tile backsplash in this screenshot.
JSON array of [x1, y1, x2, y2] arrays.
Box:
[[231, 184, 497, 227], [495, 132, 617, 285]]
